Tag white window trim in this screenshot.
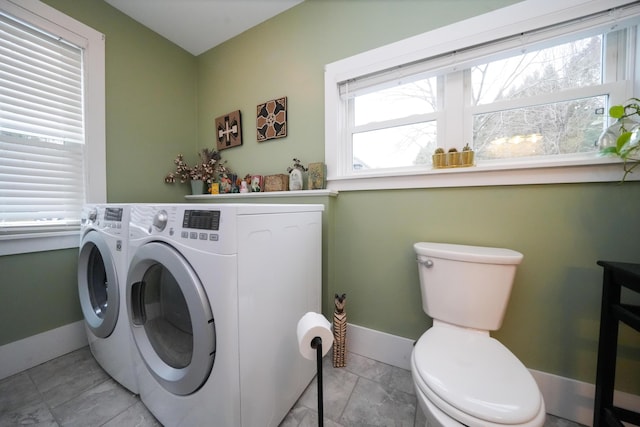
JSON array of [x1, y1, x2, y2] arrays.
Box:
[[324, 0, 640, 191], [0, 0, 106, 255]]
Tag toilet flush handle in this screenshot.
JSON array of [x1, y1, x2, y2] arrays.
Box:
[[417, 257, 434, 268]]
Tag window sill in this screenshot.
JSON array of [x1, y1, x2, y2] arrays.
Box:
[[327, 157, 638, 191], [0, 231, 80, 256], [185, 189, 338, 200]]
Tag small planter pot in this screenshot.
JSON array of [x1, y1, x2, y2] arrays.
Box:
[[432, 153, 447, 168], [447, 151, 461, 167], [461, 150, 475, 166], [190, 180, 205, 195]]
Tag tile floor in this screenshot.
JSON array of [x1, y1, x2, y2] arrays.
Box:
[[0, 346, 584, 427]]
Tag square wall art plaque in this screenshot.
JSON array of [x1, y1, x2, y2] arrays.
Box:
[[257, 97, 287, 142], [215, 110, 242, 151]]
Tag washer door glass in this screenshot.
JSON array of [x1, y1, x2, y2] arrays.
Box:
[[128, 241, 215, 396], [141, 264, 193, 369], [78, 232, 119, 338]]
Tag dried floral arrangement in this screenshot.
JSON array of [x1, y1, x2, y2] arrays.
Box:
[[164, 148, 229, 184]]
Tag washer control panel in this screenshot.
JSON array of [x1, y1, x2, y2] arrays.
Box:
[[131, 205, 237, 253], [182, 210, 220, 230], [180, 210, 220, 242]]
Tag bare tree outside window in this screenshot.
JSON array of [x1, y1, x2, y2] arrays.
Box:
[[472, 35, 605, 160]]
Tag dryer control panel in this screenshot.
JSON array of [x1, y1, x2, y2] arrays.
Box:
[[101, 207, 124, 231], [81, 205, 129, 247], [104, 207, 123, 222]]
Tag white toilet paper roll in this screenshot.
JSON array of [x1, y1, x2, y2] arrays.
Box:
[[296, 312, 334, 360]]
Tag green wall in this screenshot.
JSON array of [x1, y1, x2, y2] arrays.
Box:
[[3, 0, 638, 396], [0, 249, 80, 344]]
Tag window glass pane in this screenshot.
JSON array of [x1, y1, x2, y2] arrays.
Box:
[[473, 96, 607, 159], [353, 122, 436, 170], [354, 78, 437, 126], [472, 35, 602, 105]]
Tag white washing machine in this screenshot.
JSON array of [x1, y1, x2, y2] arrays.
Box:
[[126, 203, 323, 426], [78, 204, 138, 393]]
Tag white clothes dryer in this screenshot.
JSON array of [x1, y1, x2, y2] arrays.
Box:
[[78, 204, 138, 393], [126, 203, 323, 427]]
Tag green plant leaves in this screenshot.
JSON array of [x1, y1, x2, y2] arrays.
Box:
[[617, 132, 632, 154], [610, 105, 626, 119]]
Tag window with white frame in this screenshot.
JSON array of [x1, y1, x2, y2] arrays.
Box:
[[325, 0, 640, 190], [0, 0, 105, 254]]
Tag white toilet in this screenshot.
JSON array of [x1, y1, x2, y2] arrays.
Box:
[[411, 242, 546, 427]]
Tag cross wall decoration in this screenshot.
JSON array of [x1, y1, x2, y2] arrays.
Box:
[[215, 110, 242, 151]]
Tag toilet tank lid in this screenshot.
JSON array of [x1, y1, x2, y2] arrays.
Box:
[[414, 242, 523, 265]]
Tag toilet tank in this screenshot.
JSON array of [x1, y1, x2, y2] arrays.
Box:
[[413, 242, 523, 331]]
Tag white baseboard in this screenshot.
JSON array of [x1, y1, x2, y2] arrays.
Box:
[[346, 323, 640, 427], [347, 323, 414, 370], [0, 321, 88, 380]]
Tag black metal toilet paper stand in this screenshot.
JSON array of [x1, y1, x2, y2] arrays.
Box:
[[310, 336, 324, 427]]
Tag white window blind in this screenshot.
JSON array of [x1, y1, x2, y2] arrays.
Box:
[[0, 11, 85, 233], [338, 3, 640, 99]]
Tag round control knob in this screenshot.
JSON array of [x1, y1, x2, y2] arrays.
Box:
[[153, 210, 168, 231], [88, 208, 98, 223]]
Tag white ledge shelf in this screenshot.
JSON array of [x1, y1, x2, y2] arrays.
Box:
[[185, 189, 338, 200]]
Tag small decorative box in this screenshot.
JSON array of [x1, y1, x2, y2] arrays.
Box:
[[264, 174, 289, 192], [307, 162, 326, 190]]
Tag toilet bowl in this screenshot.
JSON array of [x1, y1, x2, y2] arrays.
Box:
[[412, 322, 545, 426], [411, 242, 545, 427]]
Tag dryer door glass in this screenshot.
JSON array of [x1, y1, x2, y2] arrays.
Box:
[[87, 245, 108, 318], [78, 233, 119, 338], [141, 263, 193, 369]]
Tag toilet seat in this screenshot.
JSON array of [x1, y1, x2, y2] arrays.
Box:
[[412, 324, 544, 426], [412, 361, 546, 427]]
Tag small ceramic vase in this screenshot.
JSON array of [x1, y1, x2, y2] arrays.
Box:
[[289, 168, 303, 191]]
